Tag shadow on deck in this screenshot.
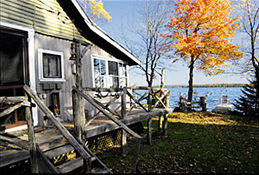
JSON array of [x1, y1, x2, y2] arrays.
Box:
[[81, 107, 172, 138]]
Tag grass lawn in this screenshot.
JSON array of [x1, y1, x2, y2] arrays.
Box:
[[99, 112, 259, 173]]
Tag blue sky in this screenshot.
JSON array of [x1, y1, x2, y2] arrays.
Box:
[[100, 0, 249, 86]]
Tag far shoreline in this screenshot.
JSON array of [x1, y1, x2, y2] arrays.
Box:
[[163, 83, 246, 88]]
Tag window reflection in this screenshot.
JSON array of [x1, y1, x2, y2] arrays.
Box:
[[93, 56, 127, 89]]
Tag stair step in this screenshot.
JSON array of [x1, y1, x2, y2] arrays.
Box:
[[38, 135, 68, 152], [56, 156, 83, 173], [43, 144, 74, 159], [56, 156, 97, 173], [91, 167, 111, 174]]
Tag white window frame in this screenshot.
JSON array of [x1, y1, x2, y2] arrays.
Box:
[[38, 49, 65, 82], [91, 54, 129, 88]]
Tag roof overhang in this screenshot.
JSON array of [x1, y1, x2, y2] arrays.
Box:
[[58, 0, 141, 66]]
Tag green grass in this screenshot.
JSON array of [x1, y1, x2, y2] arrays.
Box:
[[98, 112, 259, 173]]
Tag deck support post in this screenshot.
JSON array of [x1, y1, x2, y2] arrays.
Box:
[[158, 115, 163, 131], [121, 129, 127, 155], [163, 96, 169, 136], [131, 137, 141, 173], [121, 87, 127, 155], [162, 114, 168, 136], [72, 91, 84, 141], [147, 118, 152, 145], [25, 105, 39, 173]]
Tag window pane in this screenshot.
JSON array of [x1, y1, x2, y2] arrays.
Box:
[[108, 61, 118, 75], [109, 76, 118, 88], [94, 58, 100, 77], [94, 58, 107, 88], [43, 53, 61, 78], [119, 63, 126, 77], [119, 77, 126, 87], [100, 76, 107, 88], [100, 60, 106, 75]]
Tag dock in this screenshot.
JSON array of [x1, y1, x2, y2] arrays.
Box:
[[0, 85, 172, 173]]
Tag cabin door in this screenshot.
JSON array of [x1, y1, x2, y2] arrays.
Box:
[[0, 27, 29, 130]]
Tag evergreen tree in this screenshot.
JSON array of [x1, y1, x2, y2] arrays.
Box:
[[234, 78, 258, 118]]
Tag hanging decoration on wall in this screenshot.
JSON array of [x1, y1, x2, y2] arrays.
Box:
[[69, 42, 76, 60]]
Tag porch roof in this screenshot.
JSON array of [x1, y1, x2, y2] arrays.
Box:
[[58, 0, 141, 66]]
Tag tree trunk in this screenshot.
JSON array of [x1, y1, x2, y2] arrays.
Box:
[[188, 56, 195, 102], [255, 65, 259, 116]]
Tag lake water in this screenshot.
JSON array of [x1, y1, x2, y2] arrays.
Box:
[[168, 87, 243, 112]]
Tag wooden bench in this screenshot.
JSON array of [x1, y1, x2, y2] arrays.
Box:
[[176, 96, 207, 112]]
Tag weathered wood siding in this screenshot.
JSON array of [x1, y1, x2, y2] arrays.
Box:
[[34, 33, 73, 124], [1, 0, 131, 125], [0, 0, 90, 43]]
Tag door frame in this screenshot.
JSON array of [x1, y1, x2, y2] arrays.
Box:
[[0, 21, 38, 132]]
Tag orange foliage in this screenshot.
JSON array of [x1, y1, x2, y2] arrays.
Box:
[[159, 0, 243, 75]]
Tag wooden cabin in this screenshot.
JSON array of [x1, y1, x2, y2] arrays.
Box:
[[0, 0, 141, 132], [0, 0, 172, 173]]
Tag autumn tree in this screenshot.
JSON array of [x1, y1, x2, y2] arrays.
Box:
[[78, 0, 111, 25], [159, 0, 243, 102]]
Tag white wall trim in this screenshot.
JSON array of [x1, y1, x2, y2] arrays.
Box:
[[38, 49, 66, 82]]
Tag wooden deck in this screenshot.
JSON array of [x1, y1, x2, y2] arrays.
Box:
[[82, 107, 172, 138], [0, 107, 172, 171], [1, 85, 172, 173]]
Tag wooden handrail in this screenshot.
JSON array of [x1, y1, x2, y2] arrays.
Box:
[[72, 86, 141, 173], [23, 85, 92, 172], [73, 86, 141, 139]]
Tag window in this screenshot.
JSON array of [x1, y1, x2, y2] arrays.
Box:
[[38, 49, 65, 82], [43, 53, 61, 78], [92, 55, 128, 88]]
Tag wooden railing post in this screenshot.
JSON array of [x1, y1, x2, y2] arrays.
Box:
[[148, 89, 152, 112], [121, 87, 127, 119], [73, 39, 85, 141], [72, 90, 84, 141], [121, 87, 127, 155], [72, 86, 141, 173], [25, 99, 39, 173]]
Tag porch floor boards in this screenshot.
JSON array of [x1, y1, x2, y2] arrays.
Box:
[[82, 107, 173, 138], [0, 107, 172, 169]]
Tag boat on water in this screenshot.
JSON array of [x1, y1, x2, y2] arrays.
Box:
[[212, 88, 233, 114]]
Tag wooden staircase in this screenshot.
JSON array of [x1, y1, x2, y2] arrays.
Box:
[[36, 132, 111, 173], [22, 85, 111, 173], [0, 126, 111, 173]]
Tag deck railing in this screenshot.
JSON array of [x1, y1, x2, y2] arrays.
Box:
[[82, 86, 170, 119], [72, 86, 143, 173], [0, 85, 171, 173], [72, 86, 170, 173], [0, 91, 39, 173]]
